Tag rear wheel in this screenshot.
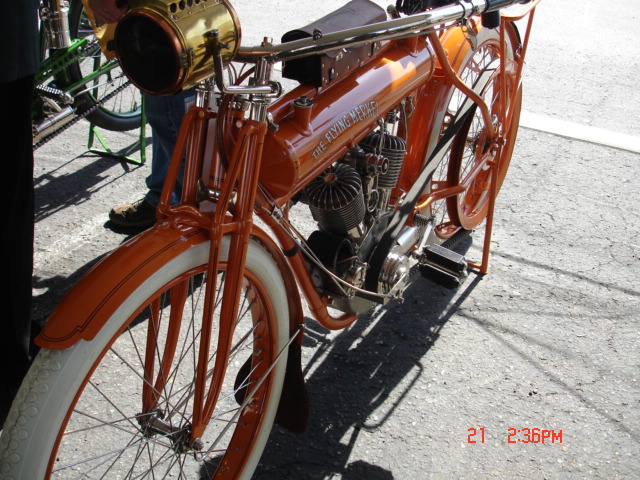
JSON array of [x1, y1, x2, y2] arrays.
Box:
[[430, 23, 521, 236], [447, 82, 522, 230], [0, 238, 289, 479]]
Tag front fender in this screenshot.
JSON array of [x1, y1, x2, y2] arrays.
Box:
[[251, 227, 305, 344], [37, 225, 209, 349], [37, 223, 304, 350]]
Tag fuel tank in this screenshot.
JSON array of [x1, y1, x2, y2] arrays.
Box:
[[259, 38, 435, 205]]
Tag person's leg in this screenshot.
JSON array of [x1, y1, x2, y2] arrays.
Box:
[[0, 74, 35, 425], [143, 89, 194, 206], [108, 89, 194, 228]]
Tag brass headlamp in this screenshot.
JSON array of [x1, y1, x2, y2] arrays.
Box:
[[114, 0, 241, 95]]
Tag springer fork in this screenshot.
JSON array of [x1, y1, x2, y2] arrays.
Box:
[[151, 50, 280, 442]]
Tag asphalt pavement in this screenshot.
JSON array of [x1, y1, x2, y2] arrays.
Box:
[[30, 0, 639, 478]]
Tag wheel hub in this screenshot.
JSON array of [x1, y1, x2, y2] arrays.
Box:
[[138, 410, 203, 453]]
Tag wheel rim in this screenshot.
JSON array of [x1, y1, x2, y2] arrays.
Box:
[[430, 36, 506, 239], [444, 35, 521, 231], [448, 79, 522, 231], [46, 264, 279, 479]]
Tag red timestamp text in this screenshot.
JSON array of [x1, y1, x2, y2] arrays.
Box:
[[467, 428, 563, 444]]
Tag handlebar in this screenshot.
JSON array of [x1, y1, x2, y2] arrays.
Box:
[[236, 0, 533, 63], [485, 0, 531, 11]]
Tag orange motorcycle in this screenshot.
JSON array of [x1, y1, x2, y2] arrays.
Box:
[[1, 0, 541, 477]]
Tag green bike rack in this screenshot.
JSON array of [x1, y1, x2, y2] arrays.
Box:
[[88, 96, 148, 165]]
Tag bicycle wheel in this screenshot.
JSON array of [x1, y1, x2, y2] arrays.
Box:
[[0, 237, 289, 479], [429, 24, 520, 236], [445, 25, 521, 231], [63, 0, 142, 131]]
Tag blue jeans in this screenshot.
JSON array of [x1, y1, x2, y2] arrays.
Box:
[[142, 89, 195, 206]]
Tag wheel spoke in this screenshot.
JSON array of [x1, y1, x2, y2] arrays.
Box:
[[13, 242, 290, 479], [435, 25, 522, 232]]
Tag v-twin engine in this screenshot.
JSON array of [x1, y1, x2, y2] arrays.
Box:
[[302, 126, 426, 315]]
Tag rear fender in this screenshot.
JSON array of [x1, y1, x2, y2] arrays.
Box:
[[398, 24, 480, 192], [399, 20, 520, 191]]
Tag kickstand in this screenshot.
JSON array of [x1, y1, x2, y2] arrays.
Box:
[[467, 157, 500, 275]]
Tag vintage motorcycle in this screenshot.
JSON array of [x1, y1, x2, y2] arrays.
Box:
[[1, 0, 541, 477]]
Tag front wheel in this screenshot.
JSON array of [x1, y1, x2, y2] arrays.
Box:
[[0, 237, 289, 479]]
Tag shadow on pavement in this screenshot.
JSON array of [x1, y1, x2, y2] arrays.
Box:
[[34, 152, 143, 223], [250, 245, 482, 479], [32, 182, 482, 478]]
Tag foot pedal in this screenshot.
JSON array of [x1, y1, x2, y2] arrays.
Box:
[[420, 244, 468, 289]]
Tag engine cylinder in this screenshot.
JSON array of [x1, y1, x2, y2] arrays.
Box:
[[359, 131, 406, 189], [305, 163, 365, 234]]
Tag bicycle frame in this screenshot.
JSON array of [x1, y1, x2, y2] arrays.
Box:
[[38, 0, 541, 449], [35, 0, 84, 143], [34, 36, 120, 134]]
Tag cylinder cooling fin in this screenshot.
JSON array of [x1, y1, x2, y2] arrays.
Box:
[[305, 163, 366, 234], [359, 131, 407, 189]]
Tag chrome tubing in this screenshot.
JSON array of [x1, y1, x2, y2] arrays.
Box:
[[40, 0, 71, 49], [235, 0, 517, 63]]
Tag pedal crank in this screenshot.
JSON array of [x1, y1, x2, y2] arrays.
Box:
[[420, 243, 468, 289]]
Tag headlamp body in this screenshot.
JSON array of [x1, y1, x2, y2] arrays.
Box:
[[115, 0, 241, 95]]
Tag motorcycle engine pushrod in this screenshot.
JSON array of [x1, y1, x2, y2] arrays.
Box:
[[236, 0, 522, 63]]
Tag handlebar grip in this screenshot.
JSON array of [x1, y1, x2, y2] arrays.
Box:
[[482, 0, 531, 29], [484, 0, 531, 12], [481, 10, 501, 28]]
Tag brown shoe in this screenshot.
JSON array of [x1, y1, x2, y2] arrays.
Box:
[[108, 198, 157, 228]]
